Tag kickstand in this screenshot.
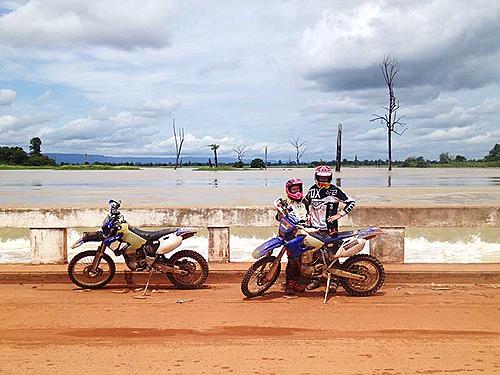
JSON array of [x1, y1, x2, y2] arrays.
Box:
[[142, 268, 155, 296], [323, 274, 331, 304]]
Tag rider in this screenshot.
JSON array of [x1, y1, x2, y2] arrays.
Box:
[[303, 165, 356, 290], [274, 178, 308, 296]]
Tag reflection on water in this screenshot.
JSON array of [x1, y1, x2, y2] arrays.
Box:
[[1, 168, 499, 189], [0, 168, 499, 207]]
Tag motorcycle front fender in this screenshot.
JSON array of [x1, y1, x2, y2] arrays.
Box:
[[252, 236, 285, 259], [71, 231, 105, 249]]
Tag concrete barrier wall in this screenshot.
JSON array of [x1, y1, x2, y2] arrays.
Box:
[[0, 206, 498, 228], [0, 206, 498, 264]]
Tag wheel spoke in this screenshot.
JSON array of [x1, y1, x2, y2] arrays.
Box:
[[70, 253, 113, 287]]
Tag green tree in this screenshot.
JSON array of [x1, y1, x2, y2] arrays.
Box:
[[401, 156, 429, 167], [27, 154, 56, 166], [439, 152, 451, 164], [485, 144, 500, 162], [0, 146, 28, 165], [250, 158, 265, 168], [455, 155, 466, 162], [29, 137, 42, 156]]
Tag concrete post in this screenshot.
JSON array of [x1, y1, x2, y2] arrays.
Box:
[[208, 227, 230, 263], [30, 228, 68, 264], [369, 226, 405, 263]]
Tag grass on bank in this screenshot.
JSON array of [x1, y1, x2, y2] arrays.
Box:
[[0, 164, 140, 170], [193, 166, 253, 171]]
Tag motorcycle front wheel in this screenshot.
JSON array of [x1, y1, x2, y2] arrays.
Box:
[[240, 256, 281, 298], [68, 250, 116, 289], [340, 254, 385, 296], [166, 250, 209, 289]]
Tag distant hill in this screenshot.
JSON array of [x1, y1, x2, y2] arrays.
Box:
[[45, 153, 236, 165]]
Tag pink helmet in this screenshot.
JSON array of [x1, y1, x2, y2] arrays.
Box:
[[285, 178, 303, 201], [315, 165, 332, 188]]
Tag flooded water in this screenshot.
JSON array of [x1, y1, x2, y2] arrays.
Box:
[[0, 167, 499, 263], [0, 167, 499, 207]]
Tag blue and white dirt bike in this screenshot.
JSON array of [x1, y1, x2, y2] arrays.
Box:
[[240, 207, 385, 302]]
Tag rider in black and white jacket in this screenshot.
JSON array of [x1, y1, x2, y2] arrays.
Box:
[[303, 165, 356, 290], [304, 165, 355, 233]]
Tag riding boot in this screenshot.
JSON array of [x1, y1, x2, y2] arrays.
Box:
[[285, 258, 303, 295], [306, 278, 321, 290]]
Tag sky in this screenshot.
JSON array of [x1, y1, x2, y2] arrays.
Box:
[[0, 0, 499, 162]]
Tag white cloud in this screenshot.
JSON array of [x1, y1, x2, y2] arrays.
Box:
[[0, 115, 17, 130], [133, 98, 181, 118], [144, 132, 294, 158], [0, 0, 176, 50], [304, 96, 369, 115], [420, 126, 475, 142], [0, 88, 16, 105]]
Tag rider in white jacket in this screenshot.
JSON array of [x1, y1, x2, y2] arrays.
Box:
[[274, 178, 308, 296]]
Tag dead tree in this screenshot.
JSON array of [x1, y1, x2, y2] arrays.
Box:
[[207, 144, 220, 168], [233, 145, 246, 163], [290, 137, 307, 165], [371, 56, 407, 171], [264, 146, 268, 170], [335, 123, 342, 172], [172, 118, 185, 170]]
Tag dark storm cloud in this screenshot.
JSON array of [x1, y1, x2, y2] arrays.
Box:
[[301, 1, 500, 95], [305, 51, 500, 93]]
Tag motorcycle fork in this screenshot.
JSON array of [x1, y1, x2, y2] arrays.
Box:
[[264, 246, 286, 282], [90, 242, 107, 273]]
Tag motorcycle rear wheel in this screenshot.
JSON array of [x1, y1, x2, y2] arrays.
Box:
[[166, 250, 209, 289], [340, 254, 385, 296], [68, 250, 116, 289], [241, 256, 281, 298]]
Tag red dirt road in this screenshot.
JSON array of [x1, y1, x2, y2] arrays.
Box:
[[0, 282, 499, 374]]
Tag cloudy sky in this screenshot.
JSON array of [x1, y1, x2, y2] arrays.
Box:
[[0, 0, 499, 161]]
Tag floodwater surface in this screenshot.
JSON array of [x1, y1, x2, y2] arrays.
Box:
[[0, 167, 499, 207]]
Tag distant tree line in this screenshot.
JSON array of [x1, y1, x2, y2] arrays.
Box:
[[81, 143, 499, 169], [62, 143, 500, 169], [0, 138, 56, 166]]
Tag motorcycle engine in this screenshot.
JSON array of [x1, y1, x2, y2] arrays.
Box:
[[143, 242, 159, 257], [123, 247, 147, 271], [300, 250, 323, 277]]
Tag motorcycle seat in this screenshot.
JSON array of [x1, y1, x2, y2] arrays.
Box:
[[310, 230, 355, 244], [129, 226, 177, 241]]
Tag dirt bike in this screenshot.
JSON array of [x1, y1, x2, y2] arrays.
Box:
[[68, 199, 209, 290], [240, 206, 385, 302]]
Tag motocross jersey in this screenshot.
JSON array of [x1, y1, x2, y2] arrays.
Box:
[[304, 184, 355, 230], [274, 197, 308, 223]]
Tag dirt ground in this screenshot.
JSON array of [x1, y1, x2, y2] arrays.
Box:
[[0, 282, 499, 375]]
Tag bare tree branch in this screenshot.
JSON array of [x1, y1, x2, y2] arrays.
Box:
[[173, 118, 185, 170], [371, 55, 407, 171], [290, 137, 307, 165], [233, 145, 246, 162]]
